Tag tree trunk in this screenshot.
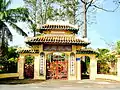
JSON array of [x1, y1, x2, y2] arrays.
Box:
[[83, 0, 87, 38]]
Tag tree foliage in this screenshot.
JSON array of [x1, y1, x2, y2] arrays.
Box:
[[23, 0, 120, 38], [7, 46, 19, 62], [0, 0, 29, 56], [23, 0, 55, 36], [97, 48, 116, 62], [25, 55, 34, 64], [53, 0, 80, 24], [97, 48, 117, 74], [0, 46, 18, 73], [116, 40, 120, 54]]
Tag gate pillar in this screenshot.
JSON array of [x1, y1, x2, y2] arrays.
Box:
[[116, 55, 120, 80], [76, 57, 81, 80], [90, 55, 97, 80], [18, 55, 24, 79], [68, 52, 76, 80], [39, 52, 46, 80], [34, 54, 40, 79]]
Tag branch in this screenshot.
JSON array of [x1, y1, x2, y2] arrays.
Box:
[[76, 11, 84, 17], [86, 0, 94, 12], [92, 4, 119, 12], [81, 0, 85, 4], [78, 21, 84, 28]]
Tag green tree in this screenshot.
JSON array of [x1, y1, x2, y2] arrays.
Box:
[[24, 0, 55, 36], [53, 0, 80, 24], [7, 46, 19, 63], [116, 40, 120, 54], [49, 0, 118, 38], [97, 48, 110, 59], [0, 0, 29, 57], [0, 46, 19, 73], [97, 48, 117, 74], [25, 55, 34, 64], [80, 0, 119, 38]]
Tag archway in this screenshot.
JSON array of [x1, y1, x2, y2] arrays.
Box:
[[81, 56, 90, 79], [46, 52, 68, 79], [24, 55, 34, 79]]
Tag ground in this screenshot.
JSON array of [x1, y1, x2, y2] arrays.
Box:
[[1, 79, 120, 90]]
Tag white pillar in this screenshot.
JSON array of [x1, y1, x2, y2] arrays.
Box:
[[76, 58, 81, 80], [90, 56, 97, 80], [34, 55, 40, 79], [18, 55, 24, 79], [117, 57, 120, 80], [68, 53, 71, 80]]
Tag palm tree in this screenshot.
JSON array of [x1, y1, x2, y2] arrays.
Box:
[[0, 0, 29, 57]]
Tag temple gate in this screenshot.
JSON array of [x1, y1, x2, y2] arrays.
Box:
[[17, 21, 97, 80]]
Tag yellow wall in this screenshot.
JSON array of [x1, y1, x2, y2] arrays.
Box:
[[43, 29, 74, 35], [76, 45, 83, 50], [0, 73, 19, 79], [18, 44, 97, 80], [31, 45, 39, 50]]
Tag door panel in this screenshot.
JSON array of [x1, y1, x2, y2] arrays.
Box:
[[46, 53, 68, 79]]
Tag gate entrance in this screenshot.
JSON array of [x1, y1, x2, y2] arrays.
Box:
[[46, 52, 68, 79], [24, 55, 34, 79]]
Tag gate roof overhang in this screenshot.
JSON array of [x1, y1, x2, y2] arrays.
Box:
[[17, 48, 39, 54], [76, 49, 98, 54], [25, 35, 90, 46]]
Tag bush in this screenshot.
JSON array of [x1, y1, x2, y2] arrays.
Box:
[[97, 60, 110, 74], [0, 60, 17, 74]]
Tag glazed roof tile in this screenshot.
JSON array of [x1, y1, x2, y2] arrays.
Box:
[[76, 49, 98, 54], [38, 24, 79, 34], [17, 47, 39, 53], [25, 35, 90, 45]]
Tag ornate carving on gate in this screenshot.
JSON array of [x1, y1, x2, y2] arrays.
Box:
[[43, 45, 72, 51]]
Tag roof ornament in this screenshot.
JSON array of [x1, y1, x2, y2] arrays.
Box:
[[46, 20, 79, 29], [76, 34, 89, 42], [46, 20, 69, 25]]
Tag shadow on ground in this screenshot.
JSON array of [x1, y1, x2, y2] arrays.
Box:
[[81, 75, 89, 79], [0, 78, 44, 85]]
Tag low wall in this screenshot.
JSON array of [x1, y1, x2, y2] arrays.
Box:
[[96, 74, 120, 81], [0, 73, 19, 79]]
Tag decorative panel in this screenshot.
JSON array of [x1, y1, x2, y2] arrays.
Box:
[[46, 53, 68, 79], [70, 53, 75, 75], [40, 52, 45, 75], [43, 45, 72, 51]]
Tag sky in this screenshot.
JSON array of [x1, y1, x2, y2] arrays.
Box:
[[8, 0, 120, 49]]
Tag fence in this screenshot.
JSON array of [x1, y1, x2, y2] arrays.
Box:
[[96, 74, 120, 81]]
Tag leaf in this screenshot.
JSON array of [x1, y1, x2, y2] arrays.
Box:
[[8, 21, 28, 36]]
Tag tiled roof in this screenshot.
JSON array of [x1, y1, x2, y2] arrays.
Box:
[[17, 48, 39, 53], [76, 49, 98, 54], [41, 24, 78, 29], [38, 24, 79, 34], [25, 35, 90, 46]]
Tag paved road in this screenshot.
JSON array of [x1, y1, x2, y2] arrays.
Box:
[[1, 79, 120, 90]]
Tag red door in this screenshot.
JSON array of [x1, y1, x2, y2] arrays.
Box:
[[24, 63, 34, 79], [46, 60, 68, 79]]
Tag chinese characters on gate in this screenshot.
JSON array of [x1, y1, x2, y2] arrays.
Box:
[[70, 54, 75, 75], [40, 53, 44, 75]]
